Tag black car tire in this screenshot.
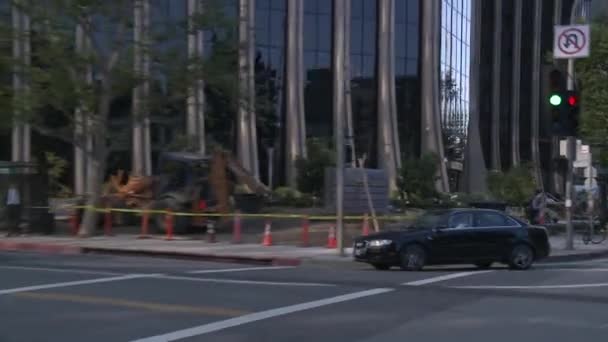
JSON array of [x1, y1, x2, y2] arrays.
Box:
[[372, 263, 390, 271], [474, 261, 493, 269], [508, 244, 534, 270], [400, 245, 427, 271]]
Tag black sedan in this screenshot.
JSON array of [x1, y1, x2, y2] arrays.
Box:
[[353, 209, 550, 271]]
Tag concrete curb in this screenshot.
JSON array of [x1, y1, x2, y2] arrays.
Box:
[[1, 239, 607, 267], [80, 247, 302, 266], [0, 240, 301, 266], [540, 249, 608, 263], [0, 241, 83, 255]]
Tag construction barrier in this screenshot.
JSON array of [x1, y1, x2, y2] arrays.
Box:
[[207, 221, 217, 243], [300, 216, 310, 247], [327, 226, 337, 249], [362, 213, 370, 236], [69, 211, 79, 236], [138, 210, 150, 239], [48, 206, 417, 246], [262, 220, 272, 246], [104, 210, 113, 236], [165, 210, 174, 241], [64, 205, 415, 222], [232, 212, 242, 244]]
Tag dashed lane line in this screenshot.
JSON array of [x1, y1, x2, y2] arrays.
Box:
[[0, 265, 123, 276], [13, 292, 249, 317], [402, 271, 494, 286], [0, 274, 158, 295], [129, 287, 394, 342], [187, 266, 296, 274], [452, 282, 608, 290], [154, 274, 336, 287]]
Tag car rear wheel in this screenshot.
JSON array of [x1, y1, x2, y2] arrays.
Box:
[[474, 261, 493, 269], [508, 244, 534, 270], [372, 263, 390, 271], [400, 245, 426, 271]]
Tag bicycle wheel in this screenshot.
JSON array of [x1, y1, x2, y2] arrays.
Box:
[[582, 224, 607, 245]]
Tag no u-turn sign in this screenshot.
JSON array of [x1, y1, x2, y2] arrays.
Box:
[[554, 25, 590, 59]]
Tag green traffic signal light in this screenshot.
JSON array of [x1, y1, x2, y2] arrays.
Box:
[[549, 94, 562, 106]]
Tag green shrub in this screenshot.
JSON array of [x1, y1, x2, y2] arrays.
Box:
[[396, 153, 439, 203], [272, 187, 315, 207], [44, 152, 72, 198], [486, 164, 537, 206], [295, 138, 335, 197]]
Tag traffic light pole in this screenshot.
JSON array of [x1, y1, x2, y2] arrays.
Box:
[[565, 135, 575, 250], [564, 0, 582, 250]]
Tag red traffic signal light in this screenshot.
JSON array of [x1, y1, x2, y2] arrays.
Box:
[[567, 94, 578, 106]]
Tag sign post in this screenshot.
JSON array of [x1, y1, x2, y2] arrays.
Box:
[[553, 0, 589, 249]]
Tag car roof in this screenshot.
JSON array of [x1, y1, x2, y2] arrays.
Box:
[[427, 208, 506, 215]]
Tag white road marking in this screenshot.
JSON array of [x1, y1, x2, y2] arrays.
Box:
[[536, 259, 608, 267], [130, 287, 394, 342], [541, 268, 608, 272], [453, 282, 608, 290], [402, 271, 494, 286], [0, 265, 122, 276], [187, 266, 295, 274], [0, 274, 157, 295], [155, 275, 335, 287]]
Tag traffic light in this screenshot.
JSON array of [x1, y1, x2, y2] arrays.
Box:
[[548, 69, 565, 106], [548, 68, 566, 135], [564, 90, 580, 136]]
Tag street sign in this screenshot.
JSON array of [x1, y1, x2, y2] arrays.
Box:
[[554, 25, 590, 59]]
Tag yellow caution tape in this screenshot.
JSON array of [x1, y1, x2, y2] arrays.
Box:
[[60, 205, 416, 222]]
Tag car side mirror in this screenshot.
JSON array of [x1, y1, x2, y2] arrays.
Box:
[[433, 226, 447, 233]]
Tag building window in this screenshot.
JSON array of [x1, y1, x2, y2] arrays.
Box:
[[395, 0, 421, 159], [255, 0, 286, 185], [441, 0, 472, 191], [304, 0, 333, 139], [349, 0, 378, 164]]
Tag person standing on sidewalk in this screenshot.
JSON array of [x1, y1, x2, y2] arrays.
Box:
[[4, 182, 22, 237], [531, 189, 547, 225]]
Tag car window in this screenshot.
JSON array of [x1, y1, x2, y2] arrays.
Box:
[[474, 212, 518, 227], [448, 213, 473, 229], [412, 211, 449, 229]]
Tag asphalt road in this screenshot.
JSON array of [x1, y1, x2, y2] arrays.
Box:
[[2, 252, 608, 342]]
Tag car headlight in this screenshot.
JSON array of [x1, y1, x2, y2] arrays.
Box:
[[369, 239, 392, 247]]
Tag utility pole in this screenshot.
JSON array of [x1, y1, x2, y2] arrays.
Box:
[[565, 0, 583, 250], [333, 0, 346, 256]]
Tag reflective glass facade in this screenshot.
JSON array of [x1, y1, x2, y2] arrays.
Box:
[[350, 0, 377, 164], [304, 0, 333, 139], [440, 0, 471, 139], [395, 0, 421, 159], [255, 0, 286, 185], [441, 0, 471, 190]]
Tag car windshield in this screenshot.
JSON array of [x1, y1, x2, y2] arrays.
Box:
[[411, 211, 447, 229]]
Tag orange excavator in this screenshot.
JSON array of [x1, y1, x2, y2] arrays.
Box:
[[103, 148, 270, 233]]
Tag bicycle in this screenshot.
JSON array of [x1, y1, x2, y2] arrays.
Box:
[[581, 216, 607, 245]]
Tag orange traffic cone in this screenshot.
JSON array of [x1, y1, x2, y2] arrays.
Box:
[[362, 213, 370, 236], [327, 226, 337, 249], [262, 221, 273, 246]]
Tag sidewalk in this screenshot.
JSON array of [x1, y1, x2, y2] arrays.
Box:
[[0, 233, 607, 267]]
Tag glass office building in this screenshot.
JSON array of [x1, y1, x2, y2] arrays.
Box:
[[2, 0, 475, 191], [440, 0, 472, 190]]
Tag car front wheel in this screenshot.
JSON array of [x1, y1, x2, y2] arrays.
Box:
[[400, 245, 427, 271], [508, 244, 534, 270]]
